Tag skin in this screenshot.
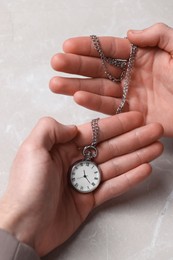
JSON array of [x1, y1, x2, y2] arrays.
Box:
[[49, 23, 173, 137], [0, 113, 163, 256]]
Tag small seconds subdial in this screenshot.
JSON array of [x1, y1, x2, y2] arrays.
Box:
[[70, 160, 101, 193]]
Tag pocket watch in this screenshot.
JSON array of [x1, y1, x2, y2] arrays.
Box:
[[69, 119, 101, 193]]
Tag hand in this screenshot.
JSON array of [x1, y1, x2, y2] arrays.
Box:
[[49, 23, 173, 136], [0, 113, 163, 256]]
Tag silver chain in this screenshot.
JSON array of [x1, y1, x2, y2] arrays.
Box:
[[83, 118, 99, 160], [116, 44, 137, 114], [90, 35, 137, 114], [91, 118, 100, 146], [90, 35, 127, 82]]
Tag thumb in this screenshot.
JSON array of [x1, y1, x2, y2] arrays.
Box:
[[127, 23, 173, 55], [24, 117, 78, 151]]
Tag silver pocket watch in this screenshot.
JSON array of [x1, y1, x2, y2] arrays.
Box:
[[69, 119, 101, 193]]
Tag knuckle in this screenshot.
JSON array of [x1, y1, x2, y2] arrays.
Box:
[[21, 141, 35, 153], [153, 22, 169, 31], [37, 117, 57, 128]]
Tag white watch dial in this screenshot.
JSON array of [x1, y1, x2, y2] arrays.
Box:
[[70, 160, 101, 193]]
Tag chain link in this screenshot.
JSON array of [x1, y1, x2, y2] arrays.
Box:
[[116, 44, 137, 114], [82, 118, 100, 160], [90, 35, 127, 82], [90, 35, 137, 114], [91, 118, 100, 146]]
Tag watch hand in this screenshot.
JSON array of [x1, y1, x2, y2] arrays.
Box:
[[85, 175, 91, 184], [77, 170, 86, 180], [86, 178, 91, 184], [83, 170, 92, 184], [82, 170, 90, 182]]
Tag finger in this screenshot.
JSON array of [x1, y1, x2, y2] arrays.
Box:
[[94, 163, 152, 206], [63, 36, 131, 59], [49, 76, 122, 97], [24, 117, 77, 151], [96, 122, 163, 163], [75, 112, 144, 147], [127, 23, 173, 56], [74, 91, 122, 115], [51, 53, 123, 79], [100, 141, 163, 181]]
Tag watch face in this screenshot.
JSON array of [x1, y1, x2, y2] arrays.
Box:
[[70, 160, 101, 193]]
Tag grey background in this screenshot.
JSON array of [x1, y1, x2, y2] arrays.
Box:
[[0, 1, 173, 259]]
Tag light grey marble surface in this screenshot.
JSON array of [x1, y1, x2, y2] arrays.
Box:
[[0, 0, 173, 259]]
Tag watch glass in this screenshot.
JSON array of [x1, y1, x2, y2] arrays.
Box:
[[70, 160, 101, 193]]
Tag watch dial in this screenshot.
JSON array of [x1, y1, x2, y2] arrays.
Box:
[[70, 160, 101, 193]]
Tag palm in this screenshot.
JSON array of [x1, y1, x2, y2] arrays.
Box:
[[38, 142, 94, 255], [128, 46, 173, 136], [5, 124, 95, 256]]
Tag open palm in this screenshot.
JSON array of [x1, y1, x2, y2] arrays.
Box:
[[128, 45, 173, 136], [50, 23, 173, 136], [0, 114, 163, 256]]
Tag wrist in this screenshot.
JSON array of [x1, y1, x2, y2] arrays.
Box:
[[0, 196, 35, 249]]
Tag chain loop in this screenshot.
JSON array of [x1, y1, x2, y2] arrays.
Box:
[[90, 35, 137, 114], [116, 44, 137, 114], [90, 35, 127, 82], [83, 145, 98, 160], [82, 118, 99, 160]]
